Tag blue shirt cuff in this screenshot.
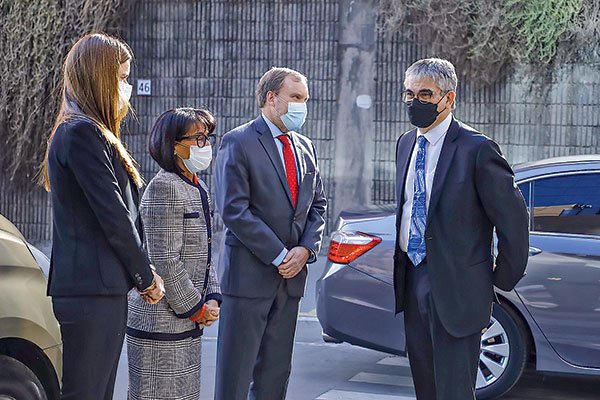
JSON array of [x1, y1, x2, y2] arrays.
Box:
[[272, 248, 288, 267]]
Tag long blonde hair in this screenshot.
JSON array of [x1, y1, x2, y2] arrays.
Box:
[[40, 33, 143, 190]]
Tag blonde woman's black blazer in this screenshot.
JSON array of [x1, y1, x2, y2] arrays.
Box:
[[47, 119, 153, 296]]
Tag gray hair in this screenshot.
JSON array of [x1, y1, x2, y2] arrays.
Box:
[[256, 67, 307, 108], [404, 58, 458, 93]]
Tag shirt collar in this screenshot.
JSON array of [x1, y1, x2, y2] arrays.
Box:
[[418, 113, 453, 146], [261, 114, 286, 139], [174, 170, 199, 187]]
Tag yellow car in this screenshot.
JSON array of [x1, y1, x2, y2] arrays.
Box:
[[0, 213, 61, 400]]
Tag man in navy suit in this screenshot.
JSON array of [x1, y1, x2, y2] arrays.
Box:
[[214, 67, 327, 400], [393, 58, 529, 399]]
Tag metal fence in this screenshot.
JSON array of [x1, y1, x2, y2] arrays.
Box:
[[1, 0, 599, 242]]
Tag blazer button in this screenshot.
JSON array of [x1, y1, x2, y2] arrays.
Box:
[[426, 237, 433, 241]]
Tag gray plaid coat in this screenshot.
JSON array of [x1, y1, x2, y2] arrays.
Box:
[[127, 169, 221, 336]]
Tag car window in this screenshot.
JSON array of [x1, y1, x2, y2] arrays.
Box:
[[531, 173, 600, 236]]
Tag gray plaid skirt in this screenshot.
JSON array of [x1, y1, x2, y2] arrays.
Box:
[[126, 334, 202, 400]]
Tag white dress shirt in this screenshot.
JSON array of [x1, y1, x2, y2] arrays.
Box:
[[399, 113, 453, 252]]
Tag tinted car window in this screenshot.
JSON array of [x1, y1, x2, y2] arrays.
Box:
[[532, 173, 600, 236]]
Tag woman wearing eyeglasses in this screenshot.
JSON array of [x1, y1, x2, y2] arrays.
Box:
[[126, 108, 221, 400]]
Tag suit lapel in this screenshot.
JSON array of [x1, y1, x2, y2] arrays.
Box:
[[395, 129, 416, 239], [396, 129, 417, 207], [254, 116, 294, 207], [426, 118, 460, 226], [290, 132, 306, 187]]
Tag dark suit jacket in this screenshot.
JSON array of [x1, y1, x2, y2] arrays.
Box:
[[47, 119, 154, 296], [393, 118, 529, 337], [215, 115, 327, 298]]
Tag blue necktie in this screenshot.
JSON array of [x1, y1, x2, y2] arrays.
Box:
[[407, 135, 427, 266]]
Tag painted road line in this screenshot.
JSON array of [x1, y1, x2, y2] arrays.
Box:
[[316, 389, 415, 400], [349, 372, 414, 388]]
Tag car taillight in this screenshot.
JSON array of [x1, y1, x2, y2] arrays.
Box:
[[328, 231, 382, 264]]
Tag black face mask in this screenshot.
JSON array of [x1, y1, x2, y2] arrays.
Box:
[[406, 96, 447, 128]]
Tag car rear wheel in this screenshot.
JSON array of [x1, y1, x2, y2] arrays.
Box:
[[0, 355, 48, 400], [476, 303, 528, 400]]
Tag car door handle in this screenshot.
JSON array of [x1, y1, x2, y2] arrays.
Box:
[[529, 247, 542, 256]]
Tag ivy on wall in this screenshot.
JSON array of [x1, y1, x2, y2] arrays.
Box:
[[505, 0, 583, 63], [0, 0, 134, 187], [378, 0, 600, 84]]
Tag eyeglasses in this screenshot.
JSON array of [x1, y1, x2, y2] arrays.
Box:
[[401, 89, 448, 104], [176, 133, 215, 148]]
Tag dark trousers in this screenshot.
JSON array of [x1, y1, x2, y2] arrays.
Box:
[[52, 295, 127, 400], [404, 261, 481, 400], [215, 280, 300, 400]]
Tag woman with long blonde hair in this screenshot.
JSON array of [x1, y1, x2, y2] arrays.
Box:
[[41, 33, 164, 400]]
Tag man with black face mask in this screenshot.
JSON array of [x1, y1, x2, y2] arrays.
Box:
[[393, 58, 529, 399]]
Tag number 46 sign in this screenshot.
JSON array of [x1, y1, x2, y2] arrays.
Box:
[[137, 79, 152, 96]]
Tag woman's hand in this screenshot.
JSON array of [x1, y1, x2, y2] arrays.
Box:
[[202, 300, 220, 326], [189, 300, 220, 326], [138, 271, 165, 304]]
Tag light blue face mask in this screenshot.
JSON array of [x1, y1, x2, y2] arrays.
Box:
[[278, 97, 308, 132]]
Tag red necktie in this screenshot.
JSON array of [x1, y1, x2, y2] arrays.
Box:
[[277, 134, 298, 208]]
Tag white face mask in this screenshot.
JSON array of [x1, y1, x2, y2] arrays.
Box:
[[179, 144, 213, 174], [276, 95, 307, 132], [118, 81, 133, 111]]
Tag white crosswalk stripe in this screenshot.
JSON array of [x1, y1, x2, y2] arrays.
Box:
[[315, 356, 416, 399], [316, 390, 415, 400], [377, 356, 411, 367], [350, 372, 414, 388]]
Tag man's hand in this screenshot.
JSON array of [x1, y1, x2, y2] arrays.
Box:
[[139, 271, 165, 304], [278, 247, 310, 279]]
